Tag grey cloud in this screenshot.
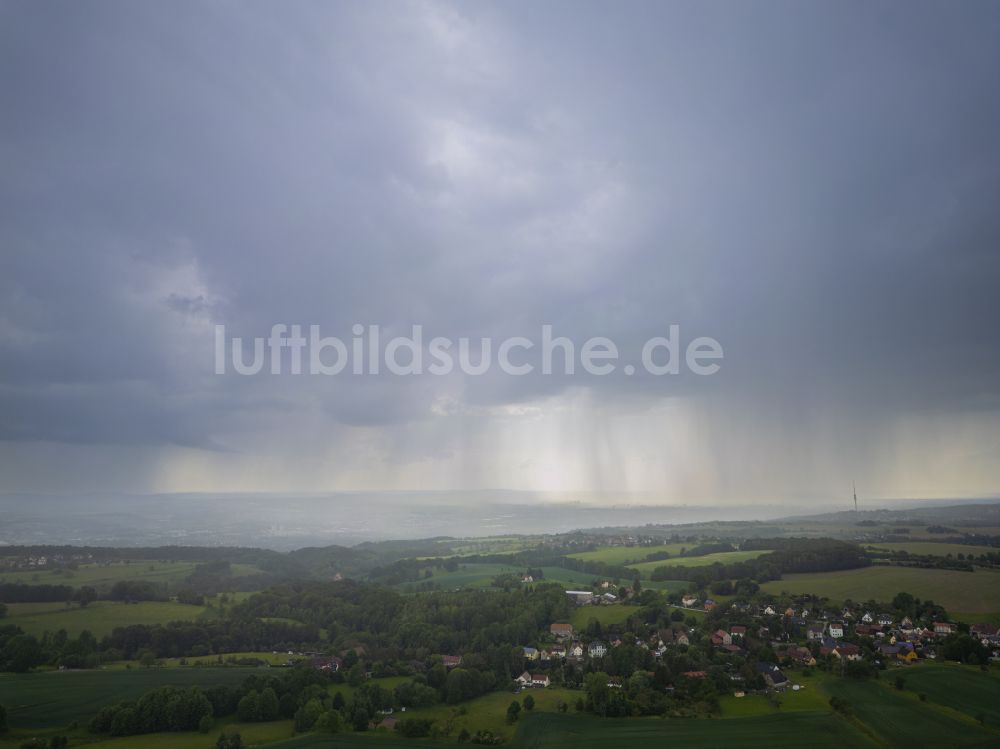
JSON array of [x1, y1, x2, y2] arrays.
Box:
[[2, 1, 999, 498]]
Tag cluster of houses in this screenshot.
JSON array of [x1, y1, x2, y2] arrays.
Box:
[[518, 620, 694, 676], [703, 601, 1000, 665], [519, 623, 614, 665], [2, 553, 54, 569], [680, 594, 717, 611], [564, 588, 627, 606], [515, 602, 999, 692]]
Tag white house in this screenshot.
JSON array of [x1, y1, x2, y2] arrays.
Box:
[[588, 641, 608, 658]]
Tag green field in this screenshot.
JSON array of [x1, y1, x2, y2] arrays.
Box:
[[76, 720, 295, 749], [397, 563, 521, 591], [105, 651, 296, 669], [514, 711, 878, 749], [0, 668, 253, 729], [897, 663, 1000, 729], [823, 674, 999, 748], [865, 542, 1000, 558], [272, 711, 878, 749], [627, 550, 768, 574], [759, 566, 1000, 618], [0, 560, 263, 590], [4, 599, 209, 637], [569, 604, 641, 630], [398, 686, 579, 741], [719, 672, 829, 716], [567, 544, 689, 565]]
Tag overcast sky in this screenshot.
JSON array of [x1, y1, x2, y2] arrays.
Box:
[[2, 1, 999, 505]]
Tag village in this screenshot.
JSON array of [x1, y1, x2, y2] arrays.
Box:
[[500, 587, 1000, 698]]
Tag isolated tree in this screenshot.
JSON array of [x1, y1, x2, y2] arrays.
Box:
[[506, 700, 521, 723], [258, 688, 279, 721], [522, 694, 534, 711], [1, 634, 44, 672], [132, 648, 155, 668], [77, 586, 97, 607], [314, 709, 343, 733], [350, 705, 370, 732], [0, 702, 7, 733], [236, 691, 260, 722], [293, 698, 324, 732]]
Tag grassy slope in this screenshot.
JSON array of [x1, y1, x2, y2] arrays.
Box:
[[865, 542, 999, 557], [566, 544, 689, 565], [5, 666, 997, 749], [57, 720, 296, 749], [627, 550, 768, 574], [718, 672, 829, 716], [897, 663, 1000, 729], [823, 674, 999, 748], [4, 600, 209, 637], [512, 711, 879, 749], [759, 566, 1000, 617], [0, 561, 263, 589], [396, 686, 579, 742], [569, 605, 641, 629]]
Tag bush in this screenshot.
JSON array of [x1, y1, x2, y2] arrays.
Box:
[[216, 731, 244, 749], [396, 718, 434, 737]]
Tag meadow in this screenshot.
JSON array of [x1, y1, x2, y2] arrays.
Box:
[[759, 566, 1000, 618], [569, 604, 640, 630], [271, 711, 880, 749], [823, 673, 999, 748], [4, 599, 209, 637], [0, 561, 262, 589], [865, 541, 999, 558], [566, 544, 689, 565], [78, 720, 296, 749], [397, 563, 520, 591], [391, 686, 579, 742], [512, 711, 880, 749], [626, 550, 768, 574], [718, 672, 829, 717], [104, 651, 296, 669], [897, 663, 1000, 729]]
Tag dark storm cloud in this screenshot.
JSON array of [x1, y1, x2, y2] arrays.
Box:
[[1, 0, 999, 496]]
